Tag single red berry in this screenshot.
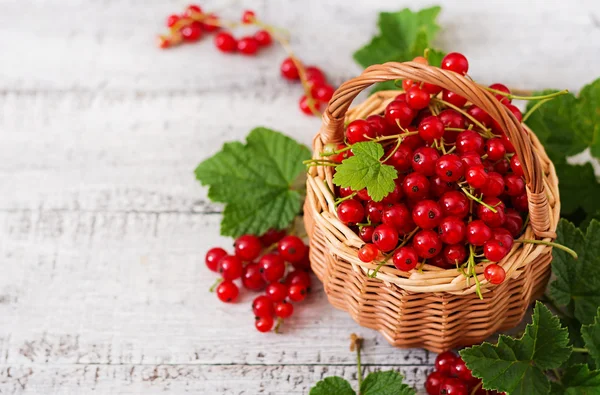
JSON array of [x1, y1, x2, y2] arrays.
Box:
[[510, 155, 524, 176], [413, 230, 442, 259], [241, 10, 256, 23], [456, 130, 485, 155], [406, 86, 431, 110], [359, 226, 375, 243], [477, 197, 506, 228], [237, 36, 259, 55], [354, 188, 371, 201], [205, 247, 227, 272], [383, 203, 413, 232], [280, 57, 300, 80], [202, 14, 220, 32], [393, 246, 419, 271], [216, 280, 239, 303], [486, 138, 507, 161], [166, 14, 180, 28], [288, 284, 307, 302], [346, 119, 376, 144], [460, 151, 483, 168], [439, 377, 468, 395], [214, 32, 237, 52], [512, 193, 529, 213], [381, 179, 405, 204], [242, 262, 266, 291], [439, 109, 467, 129], [252, 295, 275, 317], [366, 115, 389, 136], [428, 253, 449, 269], [466, 220, 493, 246], [258, 253, 286, 283], [254, 30, 272, 46], [504, 174, 525, 196], [338, 186, 355, 198], [402, 79, 414, 91], [401, 132, 425, 150], [385, 100, 416, 129], [506, 104, 523, 122], [418, 115, 445, 143], [185, 4, 202, 16], [337, 199, 365, 224], [255, 316, 274, 332], [181, 21, 203, 42], [313, 84, 335, 102], [422, 82, 443, 95], [265, 282, 288, 302], [385, 144, 413, 171], [443, 89, 468, 108], [275, 300, 294, 318], [451, 357, 474, 382], [235, 235, 262, 261], [484, 240, 509, 262], [219, 255, 244, 280], [299, 96, 322, 115], [481, 172, 505, 197], [441, 52, 469, 75], [412, 146, 440, 176], [305, 66, 327, 87], [493, 227, 514, 250], [291, 248, 310, 271], [358, 244, 379, 263], [466, 165, 489, 189], [402, 172, 431, 201], [425, 371, 447, 395], [259, 228, 287, 246], [278, 236, 307, 263], [430, 176, 456, 198], [435, 351, 458, 375], [489, 83, 512, 104], [443, 244, 467, 266], [439, 216, 467, 244], [494, 158, 511, 175], [285, 270, 311, 289], [436, 154, 465, 182], [484, 263, 506, 284], [372, 224, 399, 252], [412, 200, 443, 230], [466, 105, 492, 127], [504, 209, 523, 238], [365, 201, 384, 224], [439, 191, 470, 218]]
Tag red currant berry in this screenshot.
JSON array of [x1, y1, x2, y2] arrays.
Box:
[[430, 176, 456, 198], [506, 104, 523, 122], [512, 193, 529, 213], [402, 79, 414, 91], [285, 270, 311, 289], [337, 199, 365, 224], [456, 130, 485, 155], [385, 100, 416, 129], [439, 377, 468, 395], [252, 295, 275, 317], [358, 244, 379, 263], [280, 57, 299, 80], [406, 86, 431, 110], [412, 200, 443, 229], [365, 201, 384, 223], [484, 240, 509, 262], [241, 10, 256, 23], [255, 316, 274, 332], [425, 371, 447, 395], [466, 220, 493, 246], [366, 115, 389, 136], [181, 21, 203, 42], [216, 280, 239, 303], [422, 82, 443, 95], [242, 262, 266, 291], [237, 36, 259, 55], [402, 172, 431, 200], [494, 158, 511, 175], [443, 244, 467, 266], [436, 154, 465, 182], [372, 224, 399, 252], [275, 300, 294, 318], [510, 155, 524, 176], [288, 284, 307, 302], [385, 144, 413, 171], [219, 255, 244, 280], [185, 5, 202, 16], [258, 253, 286, 283], [460, 151, 483, 168], [466, 165, 489, 189], [441, 52, 469, 75], [381, 179, 404, 204], [393, 246, 419, 271], [278, 236, 307, 263], [443, 89, 468, 108], [439, 216, 467, 244], [205, 247, 227, 272], [481, 172, 505, 197], [265, 282, 288, 303], [439, 191, 470, 218], [235, 235, 262, 261], [382, 203, 413, 233], [259, 228, 287, 247], [166, 14, 180, 28], [418, 115, 445, 143], [504, 209, 523, 237], [484, 263, 506, 284], [504, 174, 525, 196], [354, 188, 371, 202], [413, 230, 442, 259], [493, 227, 514, 250], [435, 351, 458, 375], [439, 109, 467, 129], [299, 96, 322, 115], [485, 137, 506, 161], [346, 119, 376, 144], [428, 253, 449, 269], [313, 84, 335, 102], [477, 197, 506, 228], [359, 226, 375, 243], [466, 105, 492, 127], [202, 14, 220, 32], [328, 143, 350, 163], [214, 32, 237, 52], [254, 30, 272, 46], [451, 357, 474, 382], [412, 146, 440, 176], [489, 83, 511, 104]]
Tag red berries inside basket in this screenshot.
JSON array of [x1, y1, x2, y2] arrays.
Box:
[[324, 53, 532, 287], [204, 230, 311, 333]]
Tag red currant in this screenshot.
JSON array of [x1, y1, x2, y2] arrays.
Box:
[[466, 105, 492, 127], [372, 224, 399, 252], [412, 146, 440, 176], [484, 240, 509, 262], [439, 377, 468, 395], [460, 152, 483, 168], [385, 100, 416, 129], [337, 199, 365, 224], [401, 132, 425, 150], [288, 284, 307, 302], [506, 104, 523, 122], [181, 21, 203, 42], [258, 253, 286, 283], [489, 83, 511, 104], [441, 52, 469, 75], [436, 154, 465, 182], [430, 176, 456, 198], [260, 228, 287, 246], [381, 179, 404, 204], [443, 89, 468, 108], [385, 144, 413, 171], [412, 200, 443, 229], [481, 172, 505, 197], [202, 14, 220, 32], [428, 253, 449, 269], [359, 226, 375, 243], [219, 255, 244, 280], [451, 357, 474, 382], [291, 248, 310, 271], [285, 270, 312, 289], [184, 4, 202, 16], [439, 191, 470, 218], [278, 236, 307, 263], [406, 86, 431, 110], [435, 351, 458, 375], [393, 246, 419, 271], [504, 209, 523, 237], [493, 227, 514, 250], [485, 137, 506, 161], [494, 158, 511, 175], [512, 193, 529, 212], [443, 244, 467, 266], [365, 201, 384, 223], [484, 263, 506, 284], [402, 79, 414, 91], [456, 130, 485, 155], [383, 203, 413, 233], [242, 262, 266, 291], [425, 371, 447, 395], [214, 32, 237, 53], [237, 36, 259, 55], [510, 155, 524, 176], [216, 280, 239, 303], [439, 109, 467, 129], [254, 30, 272, 46], [313, 84, 335, 102], [255, 316, 274, 332], [418, 115, 445, 143], [413, 230, 442, 259], [253, 295, 275, 317], [166, 14, 180, 28], [466, 220, 493, 246], [422, 82, 443, 95], [235, 235, 262, 261], [346, 119, 376, 144], [205, 247, 227, 272], [402, 172, 430, 200], [280, 58, 299, 80], [265, 282, 288, 302], [477, 197, 506, 228], [358, 244, 379, 262], [366, 115, 389, 136], [504, 174, 525, 196], [275, 300, 294, 318], [466, 165, 489, 189], [299, 96, 322, 115], [502, 133, 516, 153], [439, 216, 467, 244], [241, 10, 256, 23]]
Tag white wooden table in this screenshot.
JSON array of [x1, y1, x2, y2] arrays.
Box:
[[1, 0, 599, 393]]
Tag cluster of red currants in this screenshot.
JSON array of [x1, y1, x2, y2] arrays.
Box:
[[327, 52, 529, 286], [205, 230, 312, 333], [426, 351, 504, 395], [279, 58, 335, 116]]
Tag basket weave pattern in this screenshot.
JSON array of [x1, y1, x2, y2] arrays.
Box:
[[305, 62, 560, 352]]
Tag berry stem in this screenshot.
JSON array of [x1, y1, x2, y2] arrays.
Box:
[[350, 334, 364, 389], [484, 87, 569, 102], [470, 381, 483, 395], [209, 278, 222, 292], [431, 97, 495, 138], [460, 187, 498, 213], [321, 145, 352, 157], [522, 97, 554, 123], [368, 227, 419, 278], [468, 244, 484, 299], [572, 347, 589, 354], [514, 239, 578, 259], [334, 192, 357, 206], [274, 317, 284, 334], [381, 137, 402, 163]]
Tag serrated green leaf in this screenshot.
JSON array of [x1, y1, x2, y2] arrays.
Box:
[[550, 365, 600, 394], [194, 127, 310, 237], [460, 302, 571, 395], [360, 371, 415, 395], [554, 161, 600, 219], [576, 79, 600, 159], [309, 376, 355, 395], [332, 142, 397, 202], [551, 219, 600, 325], [582, 307, 600, 369]]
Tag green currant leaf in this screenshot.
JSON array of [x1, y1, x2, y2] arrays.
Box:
[[575, 79, 600, 160], [554, 160, 600, 221], [332, 142, 398, 202], [551, 219, 600, 325], [460, 302, 571, 395], [582, 307, 600, 369], [309, 376, 356, 395], [360, 371, 416, 395], [550, 365, 600, 394], [195, 127, 311, 237]]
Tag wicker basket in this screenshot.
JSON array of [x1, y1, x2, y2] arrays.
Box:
[[304, 61, 560, 352]]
